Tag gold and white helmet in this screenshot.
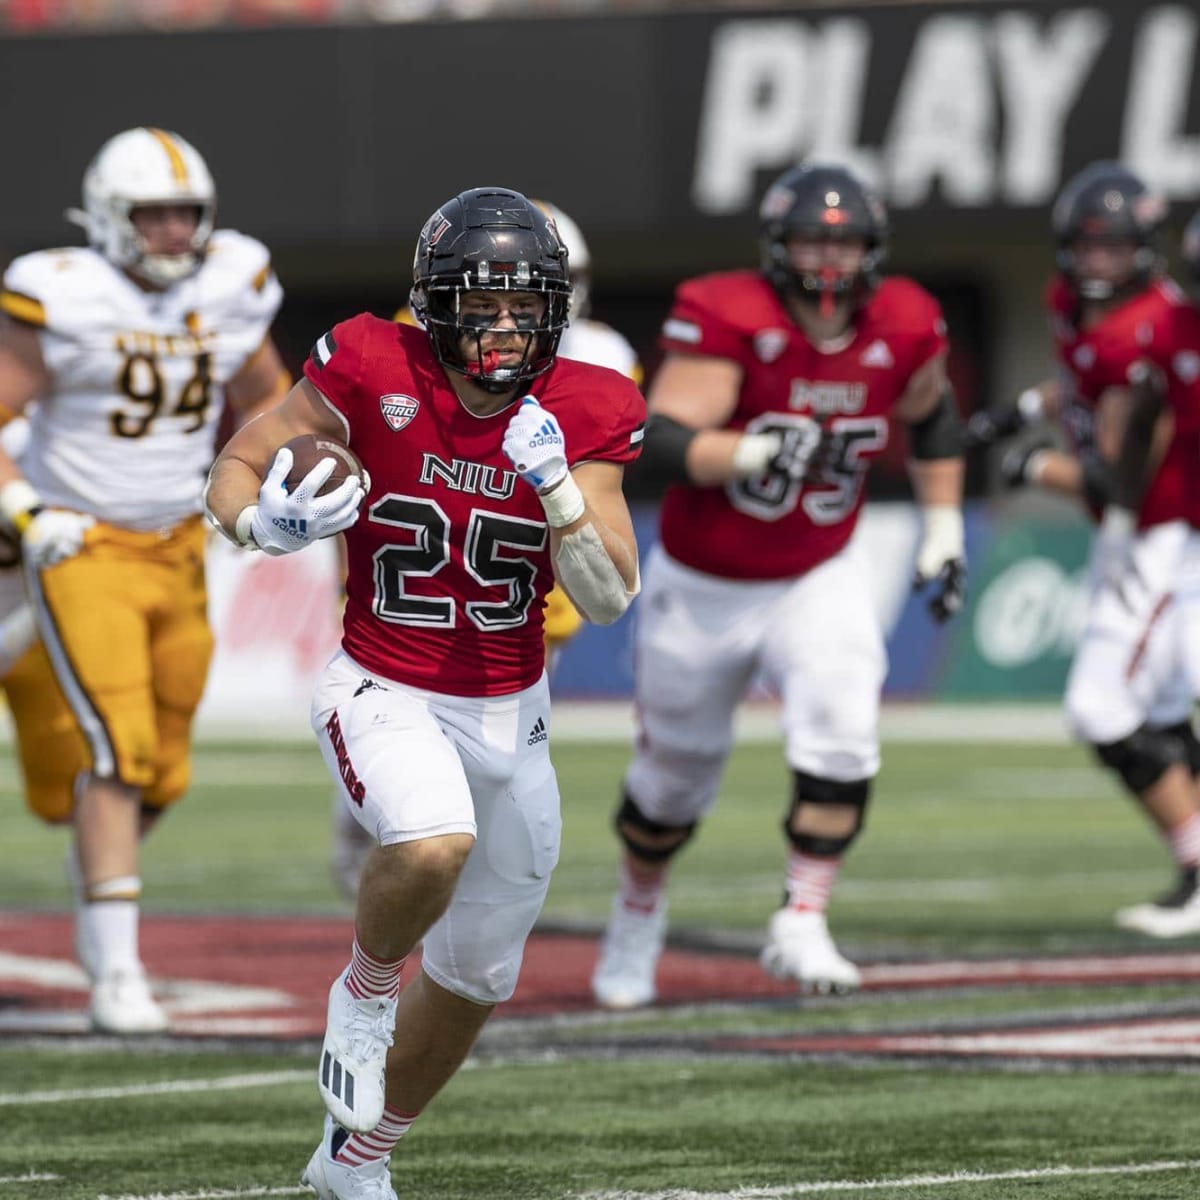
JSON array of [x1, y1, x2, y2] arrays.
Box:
[[532, 200, 591, 321], [67, 127, 216, 288]]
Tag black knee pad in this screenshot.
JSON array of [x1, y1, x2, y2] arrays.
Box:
[[614, 789, 697, 863], [1159, 720, 1200, 777], [784, 770, 871, 858], [1094, 724, 1188, 794]]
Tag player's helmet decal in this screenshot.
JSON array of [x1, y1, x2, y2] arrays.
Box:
[[411, 187, 571, 394], [759, 163, 889, 310], [1052, 161, 1166, 301]]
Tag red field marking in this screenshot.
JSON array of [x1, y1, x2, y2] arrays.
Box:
[[3, 912, 1200, 1045]]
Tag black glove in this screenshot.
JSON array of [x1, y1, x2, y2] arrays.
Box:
[[965, 389, 1046, 450], [916, 557, 968, 623], [965, 407, 1024, 450], [766, 422, 825, 483]]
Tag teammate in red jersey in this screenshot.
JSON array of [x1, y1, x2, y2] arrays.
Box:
[[590, 162, 967, 1010], [976, 162, 1200, 938], [205, 187, 643, 1200]]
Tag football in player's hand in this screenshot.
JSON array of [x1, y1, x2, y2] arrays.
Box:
[[279, 434, 366, 496]]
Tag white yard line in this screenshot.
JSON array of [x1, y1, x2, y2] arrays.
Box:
[[72, 1159, 1200, 1200], [0, 1069, 310, 1107], [0, 1175, 60, 1185], [582, 1157, 1200, 1198]]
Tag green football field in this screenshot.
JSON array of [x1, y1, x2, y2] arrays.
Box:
[[2, 732, 1199, 1199]]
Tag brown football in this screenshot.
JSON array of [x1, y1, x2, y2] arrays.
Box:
[[280, 434, 366, 496]]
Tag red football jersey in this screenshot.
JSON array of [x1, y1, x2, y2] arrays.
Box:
[[656, 270, 947, 580], [303, 317, 645, 696], [1046, 275, 1200, 528]]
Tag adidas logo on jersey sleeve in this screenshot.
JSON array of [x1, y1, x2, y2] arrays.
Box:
[[860, 339, 894, 368], [527, 717, 548, 745]]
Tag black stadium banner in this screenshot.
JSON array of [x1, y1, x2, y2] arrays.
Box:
[[0, 0, 1196, 258]]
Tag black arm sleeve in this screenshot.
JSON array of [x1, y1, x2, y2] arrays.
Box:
[[908, 387, 966, 460], [1110, 363, 1166, 511], [1081, 451, 1114, 510], [634, 413, 700, 485]]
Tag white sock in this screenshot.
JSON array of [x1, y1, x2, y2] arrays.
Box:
[[79, 876, 142, 978]]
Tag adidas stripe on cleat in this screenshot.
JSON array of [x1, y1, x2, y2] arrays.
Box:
[[317, 966, 397, 1133]]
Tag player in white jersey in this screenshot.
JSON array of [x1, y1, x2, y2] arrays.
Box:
[[0, 127, 288, 1033]]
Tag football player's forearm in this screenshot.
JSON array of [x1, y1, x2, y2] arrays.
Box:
[[906, 456, 963, 508], [203, 455, 263, 539], [639, 415, 769, 487], [549, 515, 639, 626], [1026, 450, 1084, 498]]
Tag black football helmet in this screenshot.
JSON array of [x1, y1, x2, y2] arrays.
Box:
[[759, 163, 889, 310], [1052, 161, 1166, 301], [1183, 210, 1200, 288], [410, 187, 571, 393]]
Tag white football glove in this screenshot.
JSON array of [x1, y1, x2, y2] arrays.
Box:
[[502, 396, 569, 493], [0, 479, 94, 569], [247, 447, 365, 556], [23, 509, 95, 569]]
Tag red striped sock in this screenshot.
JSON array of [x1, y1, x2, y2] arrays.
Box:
[[1168, 812, 1200, 868], [618, 856, 667, 915], [345, 936, 404, 1000], [335, 1104, 419, 1166], [785, 851, 842, 913]]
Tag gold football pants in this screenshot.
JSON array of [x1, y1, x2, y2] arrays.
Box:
[[19, 516, 213, 819]]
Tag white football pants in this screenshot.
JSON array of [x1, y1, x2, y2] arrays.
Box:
[[312, 649, 561, 1005], [625, 544, 886, 827]]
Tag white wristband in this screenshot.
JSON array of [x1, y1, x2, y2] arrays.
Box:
[[730, 432, 780, 478], [1101, 506, 1137, 539], [921, 504, 965, 554], [1017, 387, 1045, 422], [1024, 449, 1052, 485], [234, 504, 261, 549], [539, 474, 586, 529]]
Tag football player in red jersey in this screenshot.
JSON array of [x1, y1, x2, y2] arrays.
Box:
[[980, 163, 1200, 938], [205, 187, 643, 1200], [590, 163, 967, 1010]]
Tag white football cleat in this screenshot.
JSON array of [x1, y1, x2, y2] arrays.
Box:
[[90, 967, 169, 1034], [591, 898, 667, 1010], [301, 1115, 397, 1200], [318, 967, 397, 1133], [760, 908, 861, 994], [1115, 867, 1200, 938]]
